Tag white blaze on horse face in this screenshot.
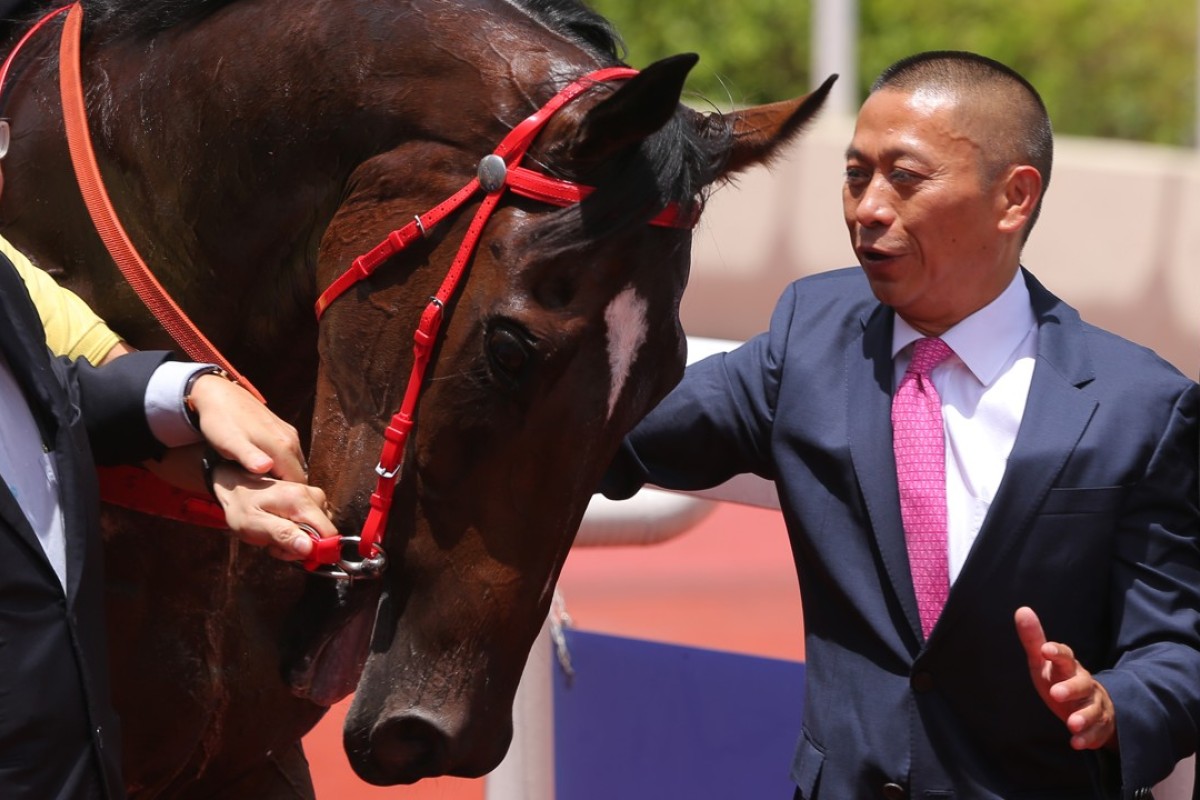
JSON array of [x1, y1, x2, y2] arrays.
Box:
[[604, 286, 648, 420]]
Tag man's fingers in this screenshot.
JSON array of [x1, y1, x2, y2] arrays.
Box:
[[274, 524, 315, 559], [1067, 703, 1101, 734], [1042, 641, 1076, 664], [211, 470, 336, 563], [1014, 606, 1047, 666], [220, 441, 275, 476], [1042, 641, 1080, 685], [1067, 707, 1115, 750], [209, 426, 305, 479], [1014, 605, 1118, 752], [1049, 672, 1092, 705], [190, 375, 306, 479], [239, 514, 315, 561], [260, 435, 308, 482], [292, 504, 337, 538]]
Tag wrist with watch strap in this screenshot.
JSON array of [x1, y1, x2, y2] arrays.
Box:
[[182, 365, 232, 430], [182, 365, 233, 497]]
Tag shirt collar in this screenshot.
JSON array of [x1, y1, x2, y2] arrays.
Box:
[[891, 269, 1035, 387]]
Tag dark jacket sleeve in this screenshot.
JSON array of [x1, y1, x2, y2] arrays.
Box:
[[1091, 380, 1200, 795], [66, 350, 175, 465], [599, 281, 799, 500]]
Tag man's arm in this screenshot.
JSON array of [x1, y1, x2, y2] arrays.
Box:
[[70, 350, 336, 560], [1018, 382, 1200, 794], [5, 237, 126, 365], [601, 282, 801, 499]]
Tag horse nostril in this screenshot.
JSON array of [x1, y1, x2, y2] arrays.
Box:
[[366, 715, 449, 782]]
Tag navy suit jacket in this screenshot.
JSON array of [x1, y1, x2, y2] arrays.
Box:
[[603, 267, 1200, 799], [0, 255, 170, 799]]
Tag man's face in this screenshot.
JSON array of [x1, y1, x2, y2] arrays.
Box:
[[843, 88, 1016, 334]]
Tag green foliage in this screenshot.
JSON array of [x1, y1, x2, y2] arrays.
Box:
[[588, 0, 812, 109], [587, 0, 1198, 146]]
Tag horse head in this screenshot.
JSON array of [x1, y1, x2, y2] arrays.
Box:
[[304, 46, 834, 784]]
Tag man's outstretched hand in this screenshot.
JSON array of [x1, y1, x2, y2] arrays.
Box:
[[1014, 606, 1117, 751]]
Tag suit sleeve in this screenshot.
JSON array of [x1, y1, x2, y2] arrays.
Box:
[[599, 282, 800, 499], [65, 350, 175, 465], [1092, 381, 1200, 794]]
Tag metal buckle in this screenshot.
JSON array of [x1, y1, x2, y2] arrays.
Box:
[[375, 460, 402, 480], [300, 532, 388, 581]]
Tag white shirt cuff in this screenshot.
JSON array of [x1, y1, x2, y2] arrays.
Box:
[[145, 362, 216, 447]]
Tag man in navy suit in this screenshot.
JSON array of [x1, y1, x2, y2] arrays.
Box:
[[603, 51, 1199, 799]]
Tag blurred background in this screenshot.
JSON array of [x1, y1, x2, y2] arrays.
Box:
[[303, 1, 1199, 796]]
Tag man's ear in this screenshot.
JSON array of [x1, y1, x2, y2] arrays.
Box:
[[0, 120, 10, 159], [999, 164, 1042, 234]]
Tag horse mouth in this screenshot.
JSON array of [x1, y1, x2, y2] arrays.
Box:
[[285, 581, 380, 705]]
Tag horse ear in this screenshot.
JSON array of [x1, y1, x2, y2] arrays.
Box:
[[572, 53, 699, 163], [710, 74, 838, 179]]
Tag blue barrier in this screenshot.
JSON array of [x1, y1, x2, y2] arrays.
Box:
[[553, 629, 806, 799]]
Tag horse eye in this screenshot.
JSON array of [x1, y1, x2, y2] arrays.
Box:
[[486, 324, 532, 384]]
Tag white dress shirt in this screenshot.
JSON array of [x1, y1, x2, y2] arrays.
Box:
[[0, 355, 210, 589], [892, 270, 1038, 583]]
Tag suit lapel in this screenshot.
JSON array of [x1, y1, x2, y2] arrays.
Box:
[[0, 477, 40, 552], [933, 271, 1098, 640], [846, 304, 925, 643], [0, 253, 62, 444], [0, 257, 74, 590]]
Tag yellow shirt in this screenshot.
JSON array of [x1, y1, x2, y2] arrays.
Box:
[[3, 235, 122, 363]]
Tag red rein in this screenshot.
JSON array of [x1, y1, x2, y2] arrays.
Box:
[[19, 3, 694, 575]]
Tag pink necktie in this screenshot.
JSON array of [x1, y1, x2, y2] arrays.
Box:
[[892, 337, 953, 639]]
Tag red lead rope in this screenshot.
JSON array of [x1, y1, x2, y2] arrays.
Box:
[[308, 66, 696, 570]]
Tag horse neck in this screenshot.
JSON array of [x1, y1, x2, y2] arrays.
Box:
[[3, 0, 606, 417]]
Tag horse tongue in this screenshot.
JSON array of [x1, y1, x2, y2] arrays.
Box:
[[286, 582, 380, 706]]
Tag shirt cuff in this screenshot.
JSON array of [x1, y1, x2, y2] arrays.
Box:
[[145, 362, 217, 447]]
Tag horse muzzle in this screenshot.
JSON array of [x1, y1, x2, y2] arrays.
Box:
[[343, 704, 513, 784]]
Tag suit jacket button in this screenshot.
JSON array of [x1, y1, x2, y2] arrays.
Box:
[[882, 782, 907, 800], [911, 670, 934, 693]]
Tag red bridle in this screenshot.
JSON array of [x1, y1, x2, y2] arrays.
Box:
[[13, 3, 696, 578], [306, 67, 697, 575]]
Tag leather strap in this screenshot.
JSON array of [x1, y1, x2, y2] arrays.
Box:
[[58, 2, 264, 401], [97, 465, 227, 529]]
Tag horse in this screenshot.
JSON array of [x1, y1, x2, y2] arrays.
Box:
[[0, 0, 832, 795]]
